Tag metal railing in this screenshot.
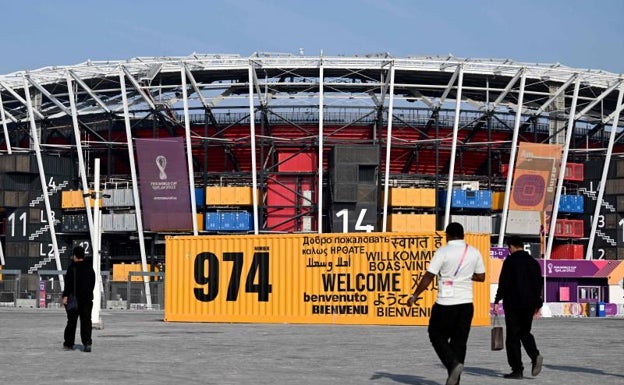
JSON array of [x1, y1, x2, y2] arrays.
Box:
[[0, 270, 163, 310]]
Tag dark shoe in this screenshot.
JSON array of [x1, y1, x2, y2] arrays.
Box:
[[503, 371, 523, 379], [63, 344, 73, 351], [83, 345, 92, 353], [531, 354, 543, 376], [446, 363, 463, 385]]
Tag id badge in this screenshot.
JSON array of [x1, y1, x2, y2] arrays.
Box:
[[439, 279, 454, 297]]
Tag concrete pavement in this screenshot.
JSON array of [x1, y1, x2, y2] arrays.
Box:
[[0, 308, 622, 384]]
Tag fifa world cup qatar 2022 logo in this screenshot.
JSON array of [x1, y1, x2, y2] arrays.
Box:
[[156, 155, 167, 180]]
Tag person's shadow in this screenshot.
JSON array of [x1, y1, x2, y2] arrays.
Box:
[[370, 366, 503, 384], [369, 371, 440, 385], [544, 364, 624, 379], [371, 365, 624, 384]]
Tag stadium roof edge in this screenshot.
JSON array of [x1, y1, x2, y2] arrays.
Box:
[[1, 54, 621, 86]]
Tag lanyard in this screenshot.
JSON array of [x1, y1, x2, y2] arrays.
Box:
[[453, 244, 469, 277]]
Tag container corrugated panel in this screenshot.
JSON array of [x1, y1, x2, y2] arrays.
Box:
[[492, 191, 505, 211], [204, 212, 220, 230], [388, 188, 407, 207], [388, 188, 435, 207], [205, 187, 221, 205], [564, 163, 584, 181], [554, 219, 584, 238], [194, 188, 205, 207], [0, 174, 37, 190], [277, 151, 317, 172], [418, 189, 436, 208], [112, 214, 126, 231], [112, 189, 127, 207], [552, 244, 584, 259], [165, 232, 491, 326], [123, 213, 137, 231], [0, 155, 16, 172], [234, 187, 257, 206], [387, 214, 407, 231], [102, 189, 115, 207], [102, 214, 114, 232], [112, 264, 150, 282], [506, 210, 541, 236], [0, 191, 29, 207], [61, 190, 96, 209], [5, 241, 28, 257], [196, 213, 204, 231], [123, 189, 135, 206], [419, 214, 436, 231]]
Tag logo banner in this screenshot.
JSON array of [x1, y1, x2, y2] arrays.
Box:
[[509, 142, 562, 212], [135, 138, 192, 231], [506, 143, 562, 236]]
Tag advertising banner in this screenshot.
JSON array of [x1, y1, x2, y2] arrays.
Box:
[[509, 142, 562, 212], [135, 138, 192, 231], [540, 259, 623, 280], [507, 142, 562, 235], [165, 232, 491, 326]]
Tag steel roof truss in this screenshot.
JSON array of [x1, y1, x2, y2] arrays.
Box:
[[68, 70, 111, 113], [575, 80, 622, 120], [491, 68, 523, 110], [532, 74, 578, 117], [437, 65, 461, 108], [25, 75, 72, 116], [0, 80, 45, 120], [121, 65, 157, 111]]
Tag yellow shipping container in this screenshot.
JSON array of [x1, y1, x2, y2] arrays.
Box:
[[196, 213, 204, 231], [112, 264, 152, 282], [205, 186, 259, 206], [388, 214, 436, 232], [61, 190, 97, 209], [165, 232, 490, 326], [418, 188, 436, 207], [205, 186, 221, 205], [492, 191, 505, 211], [387, 188, 436, 208]]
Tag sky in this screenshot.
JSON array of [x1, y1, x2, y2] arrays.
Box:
[[1, 0, 623, 75]]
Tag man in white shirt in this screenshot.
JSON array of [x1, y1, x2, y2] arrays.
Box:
[[407, 222, 486, 385]]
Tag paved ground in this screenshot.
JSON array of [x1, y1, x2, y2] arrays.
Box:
[[0, 308, 622, 385]]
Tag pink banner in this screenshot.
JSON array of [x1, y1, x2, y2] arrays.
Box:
[[135, 138, 192, 231]]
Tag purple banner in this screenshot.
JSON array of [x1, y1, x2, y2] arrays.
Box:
[[490, 247, 509, 259], [540, 260, 602, 278], [135, 138, 192, 231]]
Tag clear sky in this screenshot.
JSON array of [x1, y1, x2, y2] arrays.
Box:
[[1, 0, 623, 74]]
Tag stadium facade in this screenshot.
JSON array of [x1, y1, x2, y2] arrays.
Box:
[[1, 53, 623, 307]]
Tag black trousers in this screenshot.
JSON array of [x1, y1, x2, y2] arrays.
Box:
[[428, 303, 474, 373], [504, 307, 540, 372], [64, 300, 93, 347]]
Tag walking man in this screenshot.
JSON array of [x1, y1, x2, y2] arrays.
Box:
[[61, 245, 96, 352], [407, 222, 486, 385], [494, 236, 544, 379]]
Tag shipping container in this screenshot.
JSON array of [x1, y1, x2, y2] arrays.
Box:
[[388, 213, 436, 232], [564, 163, 584, 182], [554, 219, 584, 238], [387, 188, 436, 208], [551, 244, 584, 260], [165, 232, 491, 326], [205, 186, 258, 206], [438, 189, 492, 209]]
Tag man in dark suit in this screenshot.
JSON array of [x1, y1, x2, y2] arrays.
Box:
[[62, 246, 96, 352], [494, 236, 544, 379]]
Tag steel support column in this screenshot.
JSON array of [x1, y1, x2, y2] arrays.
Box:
[[119, 66, 152, 307]]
